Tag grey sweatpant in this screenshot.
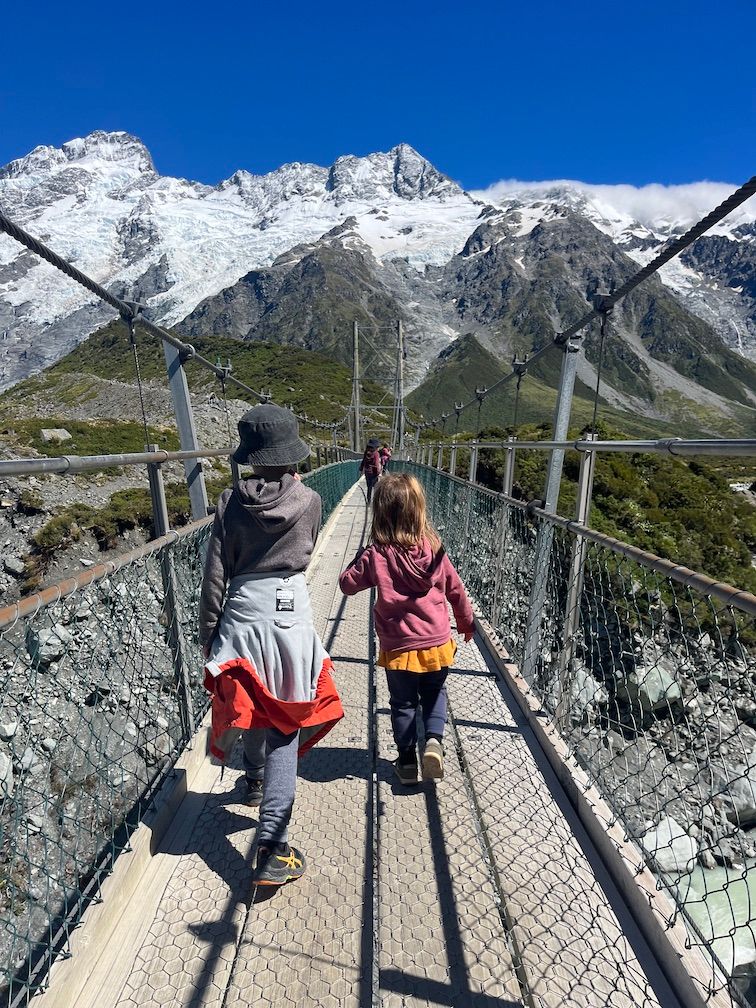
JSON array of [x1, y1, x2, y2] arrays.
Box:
[[252, 727, 300, 846]]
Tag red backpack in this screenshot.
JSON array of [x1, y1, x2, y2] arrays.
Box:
[[361, 449, 381, 477]]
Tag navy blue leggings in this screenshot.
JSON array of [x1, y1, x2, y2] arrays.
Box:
[[386, 668, 449, 750], [365, 474, 379, 503]]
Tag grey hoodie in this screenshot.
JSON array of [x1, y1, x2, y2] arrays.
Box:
[[199, 474, 322, 645]]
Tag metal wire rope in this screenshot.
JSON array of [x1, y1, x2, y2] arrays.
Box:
[[126, 303, 151, 449], [590, 306, 611, 434]]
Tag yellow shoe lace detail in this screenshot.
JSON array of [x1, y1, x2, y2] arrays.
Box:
[[276, 850, 302, 871]]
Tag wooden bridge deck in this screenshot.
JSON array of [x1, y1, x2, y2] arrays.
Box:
[[34, 484, 686, 1008]]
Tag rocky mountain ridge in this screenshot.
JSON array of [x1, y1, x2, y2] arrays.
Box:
[[2, 131, 756, 434]]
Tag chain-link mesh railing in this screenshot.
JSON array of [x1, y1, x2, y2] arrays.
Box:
[[398, 460, 756, 1008], [0, 460, 358, 1006]]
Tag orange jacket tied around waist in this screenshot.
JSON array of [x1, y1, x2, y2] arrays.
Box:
[[204, 656, 344, 760]]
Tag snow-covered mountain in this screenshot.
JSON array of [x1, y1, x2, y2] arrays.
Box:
[[0, 131, 482, 388], [1, 131, 756, 436], [473, 180, 756, 359]]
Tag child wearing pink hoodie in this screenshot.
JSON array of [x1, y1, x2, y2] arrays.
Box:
[[339, 473, 475, 784]]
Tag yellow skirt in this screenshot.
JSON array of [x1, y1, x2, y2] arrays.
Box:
[[378, 639, 457, 673]]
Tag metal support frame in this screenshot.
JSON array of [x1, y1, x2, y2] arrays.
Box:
[[521, 337, 582, 686], [436, 444, 444, 470], [555, 434, 598, 726], [162, 342, 209, 520], [450, 441, 457, 478], [146, 444, 196, 739]]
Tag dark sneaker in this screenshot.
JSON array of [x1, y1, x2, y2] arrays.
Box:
[[394, 755, 419, 786], [245, 778, 264, 806], [252, 843, 306, 887], [422, 739, 444, 781]]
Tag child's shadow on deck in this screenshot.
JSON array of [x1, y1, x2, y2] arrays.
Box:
[[297, 746, 371, 782]]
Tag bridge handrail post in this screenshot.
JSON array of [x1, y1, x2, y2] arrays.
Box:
[[436, 444, 444, 471], [554, 433, 597, 726], [462, 440, 478, 548], [146, 443, 170, 540], [502, 436, 516, 497], [521, 336, 582, 687], [449, 440, 457, 478], [468, 440, 478, 483], [315, 444, 322, 468], [490, 438, 518, 630], [147, 444, 197, 740]]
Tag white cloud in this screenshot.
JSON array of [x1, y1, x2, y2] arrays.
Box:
[[471, 179, 756, 230]]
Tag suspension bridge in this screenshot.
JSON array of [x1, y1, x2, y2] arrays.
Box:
[[0, 176, 756, 1008]]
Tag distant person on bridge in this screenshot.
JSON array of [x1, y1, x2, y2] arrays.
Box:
[[360, 438, 382, 504], [380, 443, 392, 472], [200, 404, 343, 888], [339, 473, 474, 785]]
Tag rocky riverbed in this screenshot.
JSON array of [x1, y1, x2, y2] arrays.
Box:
[[0, 532, 208, 988]]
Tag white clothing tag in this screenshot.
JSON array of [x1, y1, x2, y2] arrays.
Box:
[[276, 587, 295, 612]]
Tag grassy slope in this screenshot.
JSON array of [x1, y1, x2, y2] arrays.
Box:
[[407, 333, 752, 439], [2, 320, 390, 427], [466, 418, 756, 596]]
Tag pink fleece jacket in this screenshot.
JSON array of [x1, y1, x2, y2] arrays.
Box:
[[338, 540, 475, 653]]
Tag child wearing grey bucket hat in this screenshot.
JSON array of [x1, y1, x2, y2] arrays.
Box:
[[200, 404, 343, 888]]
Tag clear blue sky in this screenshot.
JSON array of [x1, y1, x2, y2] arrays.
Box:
[[1, 0, 754, 189]]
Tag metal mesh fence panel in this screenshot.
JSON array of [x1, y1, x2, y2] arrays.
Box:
[[0, 461, 357, 1006], [303, 460, 360, 522], [399, 460, 756, 1008]]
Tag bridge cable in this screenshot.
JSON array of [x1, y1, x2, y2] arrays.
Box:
[[217, 358, 235, 450], [590, 300, 612, 435], [126, 303, 151, 449], [512, 355, 528, 431]]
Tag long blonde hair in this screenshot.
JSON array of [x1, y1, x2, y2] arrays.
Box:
[[370, 473, 441, 553]]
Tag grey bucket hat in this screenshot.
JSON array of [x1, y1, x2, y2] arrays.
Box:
[[232, 404, 310, 466]]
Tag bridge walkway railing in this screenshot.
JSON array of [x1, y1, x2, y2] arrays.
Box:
[[0, 461, 751, 1008], [396, 458, 756, 1008], [25, 480, 690, 1008]]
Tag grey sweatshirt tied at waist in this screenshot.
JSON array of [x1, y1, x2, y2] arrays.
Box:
[[205, 572, 327, 702], [199, 474, 322, 645]]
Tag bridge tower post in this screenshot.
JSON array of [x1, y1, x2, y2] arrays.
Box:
[[146, 444, 196, 739], [521, 336, 582, 687], [162, 343, 209, 520]]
